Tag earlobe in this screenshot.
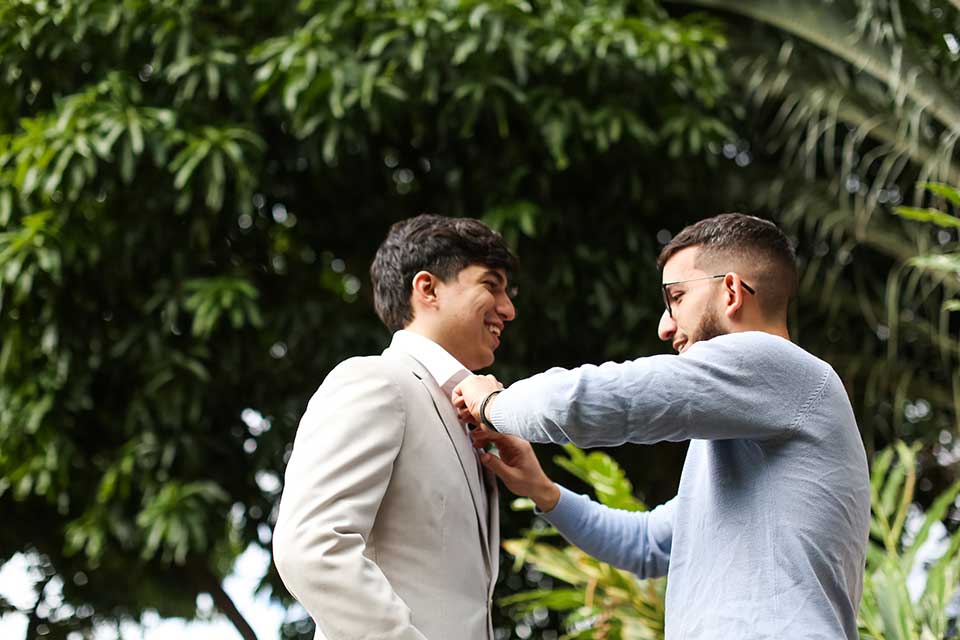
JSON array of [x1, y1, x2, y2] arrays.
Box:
[[725, 297, 739, 319], [724, 276, 743, 318]]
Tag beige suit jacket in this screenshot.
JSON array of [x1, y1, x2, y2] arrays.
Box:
[[273, 347, 499, 639]]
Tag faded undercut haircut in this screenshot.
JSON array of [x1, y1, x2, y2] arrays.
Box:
[[370, 214, 518, 332], [657, 213, 798, 318]]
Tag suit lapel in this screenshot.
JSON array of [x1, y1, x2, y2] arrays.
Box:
[[385, 349, 492, 573]]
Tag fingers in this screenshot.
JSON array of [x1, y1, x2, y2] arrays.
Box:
[[479, 451, 510, 478], [469, 427, 504, 447], [452, 374, 502, 411], [451, 388, 476, 422]]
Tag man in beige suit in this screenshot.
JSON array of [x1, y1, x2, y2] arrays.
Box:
[[273, 214, 517, 639]]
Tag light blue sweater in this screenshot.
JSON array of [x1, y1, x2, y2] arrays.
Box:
[[489, 331, 870, 639]]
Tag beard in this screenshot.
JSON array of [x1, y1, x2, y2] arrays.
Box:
[[691, 300, 727, 344]]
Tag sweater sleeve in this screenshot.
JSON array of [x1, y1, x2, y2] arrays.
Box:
[[488, 332, 827, 446], [538, 485, 674, 579]]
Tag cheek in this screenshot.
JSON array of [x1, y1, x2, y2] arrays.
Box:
[[452, 294, 489, 330], [674, 299, 702, 328], [471, 291, 496, 316]]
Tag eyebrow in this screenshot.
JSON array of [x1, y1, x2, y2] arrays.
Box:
[[483, 269, 506, 286]]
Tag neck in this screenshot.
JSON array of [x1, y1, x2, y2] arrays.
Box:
[[732, 322, 791, 342], [766, 325, 791, 341], [403, 320, 440, 344], [403, 319, 462, 356]]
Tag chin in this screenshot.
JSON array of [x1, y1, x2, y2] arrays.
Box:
[[469, 351, 495, 372]]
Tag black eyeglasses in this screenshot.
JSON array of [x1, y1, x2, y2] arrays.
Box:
[[661, 274, 756, 318]]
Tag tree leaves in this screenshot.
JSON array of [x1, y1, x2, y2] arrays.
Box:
[[0, 1, 865, 638], [136, 481, 229, 565], [502, 447, 664, 639], [250, 0, 730, 168], [183, 277, 263, 338], [894, 182, 960, 229]]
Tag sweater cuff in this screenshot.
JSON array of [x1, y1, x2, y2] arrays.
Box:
[[534, 485, 585, 529], [488, 397, 511, 434]]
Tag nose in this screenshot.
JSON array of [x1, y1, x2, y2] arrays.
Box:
[[657, 309, 676, 342], [498, 292, 516, 322]]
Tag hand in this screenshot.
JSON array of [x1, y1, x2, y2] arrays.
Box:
[[452, 374, 502, 425], [470, 429, 560, 512]]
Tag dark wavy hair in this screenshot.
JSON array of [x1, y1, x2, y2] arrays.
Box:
[[370, 214, 518, 332]]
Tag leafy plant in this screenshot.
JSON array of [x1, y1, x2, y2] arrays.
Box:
[[859, 441, 960, 640], [0, 1, 736, 637], [501, 445, 666, 640]]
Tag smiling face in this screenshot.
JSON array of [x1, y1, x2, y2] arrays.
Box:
[[430, 264, 516, 370], [657, 246, 730, 354]]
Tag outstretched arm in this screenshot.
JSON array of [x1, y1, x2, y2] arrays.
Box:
[[456, 333, 822, 446]]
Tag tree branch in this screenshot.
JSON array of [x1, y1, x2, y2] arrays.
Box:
[[191, 563, 259, 640]]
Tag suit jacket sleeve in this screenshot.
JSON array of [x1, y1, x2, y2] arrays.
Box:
[[273, 358, 428, 640]]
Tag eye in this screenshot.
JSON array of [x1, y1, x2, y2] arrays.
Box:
[[671, 292, 683, 303]]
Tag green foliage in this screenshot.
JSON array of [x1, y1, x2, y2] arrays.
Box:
[[894, 182, 960, 231], [135, 481, 230, 564], [860, 442, 960, 640], [4, 0, 956, 636], [248, 0, 730, 169], [182, 277, 263, 338], [555, 445, 647, 512], [894, 183, 960, 290], [0, 1, 734, 637], [501, 447, 666, 640]]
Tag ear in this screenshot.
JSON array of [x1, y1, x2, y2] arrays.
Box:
[[721, 273, 746, 319], [410, 270, 440, 312]]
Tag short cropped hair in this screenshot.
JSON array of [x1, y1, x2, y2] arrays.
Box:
[[657, 213, 798, 317], [370, 214, 518, 332]]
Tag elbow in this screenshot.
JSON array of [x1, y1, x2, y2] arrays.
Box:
[[603, 552, 651, 579], [272, 518, 346, 597], [634, 553, 670, 580], [272, 523, 294, 583], [272, 525, 322, 604], [272, 518, 309, 591]]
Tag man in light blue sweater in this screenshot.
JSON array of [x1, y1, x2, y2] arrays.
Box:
[[454, 213, 871, 639]]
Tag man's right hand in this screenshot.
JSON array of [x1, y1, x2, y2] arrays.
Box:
[[470, 429, 560, 512]]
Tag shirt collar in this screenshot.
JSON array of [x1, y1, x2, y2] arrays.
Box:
[[389, 329, 470, 393]]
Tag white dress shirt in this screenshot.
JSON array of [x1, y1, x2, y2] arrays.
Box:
[[390, 329, 471, 401]]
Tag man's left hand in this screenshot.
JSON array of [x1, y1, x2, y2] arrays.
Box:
[[469, 429, 560, 512], [452, 374, 502, 425]]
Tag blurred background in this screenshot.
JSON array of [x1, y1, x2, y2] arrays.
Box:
[[1, 0, 958, 638]]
